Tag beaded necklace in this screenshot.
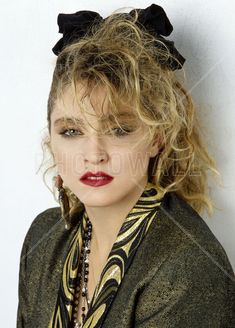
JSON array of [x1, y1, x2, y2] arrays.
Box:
[[72, 217, 92, 328]]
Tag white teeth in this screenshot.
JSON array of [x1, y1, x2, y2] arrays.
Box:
[[87, 176, 108, 180]]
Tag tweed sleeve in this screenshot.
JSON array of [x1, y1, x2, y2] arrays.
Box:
[[134, 244, 235, 328]]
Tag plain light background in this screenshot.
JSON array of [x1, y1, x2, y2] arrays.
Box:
[[0, 0, 235, 326]]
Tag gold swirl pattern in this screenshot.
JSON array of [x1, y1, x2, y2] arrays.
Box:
[[48, 181, 163, 328]]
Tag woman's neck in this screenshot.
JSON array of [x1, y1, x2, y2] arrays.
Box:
[[84, 181, 147, 257]]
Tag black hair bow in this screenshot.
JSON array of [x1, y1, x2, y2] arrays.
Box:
[[52, 4, 186, 70], [52, 10, 103, 56]]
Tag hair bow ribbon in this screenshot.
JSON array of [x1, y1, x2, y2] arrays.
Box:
[[52, 10, 103, 56], [52, 4, 186, 70]]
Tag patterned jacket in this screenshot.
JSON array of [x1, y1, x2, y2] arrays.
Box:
[[16, 189, 235, 327]]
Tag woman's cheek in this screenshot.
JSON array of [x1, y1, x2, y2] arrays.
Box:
[[51, 147, 72, 176], [108, 152, 123, 176]]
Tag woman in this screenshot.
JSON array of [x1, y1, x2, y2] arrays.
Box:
[[17, 4, 235, 328]]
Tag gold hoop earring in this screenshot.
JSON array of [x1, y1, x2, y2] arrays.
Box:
[[54, 175, 71, 230]]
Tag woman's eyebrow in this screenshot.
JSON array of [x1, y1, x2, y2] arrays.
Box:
[[53, 117, 85, 127], [53, 113, 136, 127]]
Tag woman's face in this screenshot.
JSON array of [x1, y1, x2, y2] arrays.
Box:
[[49, 82, 159, 207]]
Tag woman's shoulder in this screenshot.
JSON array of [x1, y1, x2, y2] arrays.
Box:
[[31, 206, 61, 226], [158, 191, 227, 250], [149, 191, 235, 277], [20, 206, 62, 253], [29, 206, 61, 232]]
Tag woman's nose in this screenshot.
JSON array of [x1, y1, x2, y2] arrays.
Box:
[[83, 134, 109, 165]]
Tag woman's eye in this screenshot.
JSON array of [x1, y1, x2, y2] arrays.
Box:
[[59, 128, 82, 138], [111, 127, 133, 137], [58, 127, 133, 138]]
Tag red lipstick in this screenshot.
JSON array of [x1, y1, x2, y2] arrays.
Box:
[[80, 171, 113, 187]]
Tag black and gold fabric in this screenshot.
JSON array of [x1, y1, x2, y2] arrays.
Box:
[[48, 181, 164, 328], [17, 182, 235, 327]]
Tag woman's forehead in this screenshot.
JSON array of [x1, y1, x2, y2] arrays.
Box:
[[52, 82, 138, 122]]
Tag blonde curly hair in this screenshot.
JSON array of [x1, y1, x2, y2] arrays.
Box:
[[37, 9, 221, 223]]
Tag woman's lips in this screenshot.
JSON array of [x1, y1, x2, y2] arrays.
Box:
[[80, 171, 114, 187], [80, 176, 113, 187]]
